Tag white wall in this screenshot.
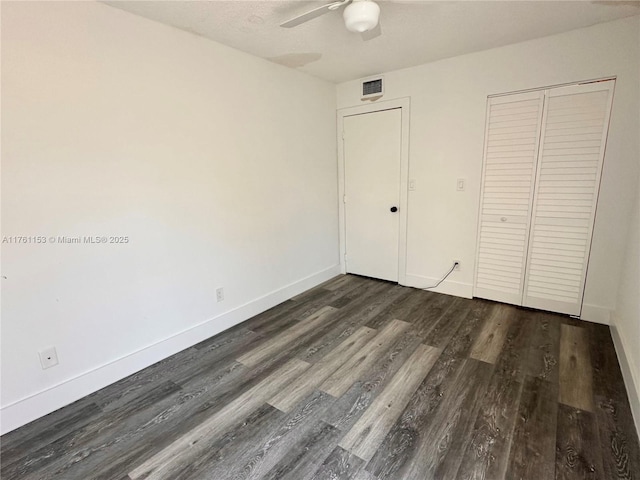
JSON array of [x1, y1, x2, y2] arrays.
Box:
[[337, 16, 640, 324], [612, 180, 640, 434], [1, 1, 338, 433]]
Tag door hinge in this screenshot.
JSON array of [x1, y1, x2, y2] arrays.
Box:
[[342, 130, 345, 140], [343, 195, 347, 203]]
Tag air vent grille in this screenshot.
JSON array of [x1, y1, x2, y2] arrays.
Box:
[[363, 78, 383, 97]]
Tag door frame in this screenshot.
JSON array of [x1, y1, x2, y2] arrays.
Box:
[[337, 97, 411, 285]]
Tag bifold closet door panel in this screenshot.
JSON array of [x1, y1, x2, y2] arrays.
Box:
[[523, 81, 615, 316], [474, 91, 545, 305]]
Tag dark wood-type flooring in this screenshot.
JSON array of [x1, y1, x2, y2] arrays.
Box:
[[2, 274, 639, 479]]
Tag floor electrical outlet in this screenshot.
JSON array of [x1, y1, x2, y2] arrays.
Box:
[[39, 346, 59, 369]]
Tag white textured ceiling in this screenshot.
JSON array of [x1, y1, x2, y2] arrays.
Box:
[[103, 1, 640, 83]]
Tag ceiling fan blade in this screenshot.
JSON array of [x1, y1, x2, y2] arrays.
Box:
[[361, 21, 382, 41], [280, 1, 348, 28]]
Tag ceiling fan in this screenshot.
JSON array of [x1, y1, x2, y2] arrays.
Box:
[[280, 0, 381, 35]]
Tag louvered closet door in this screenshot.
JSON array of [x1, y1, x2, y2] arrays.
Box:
[[474, 91, 545, 305], [523, 81, 614, 316]]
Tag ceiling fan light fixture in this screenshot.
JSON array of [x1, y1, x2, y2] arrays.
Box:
[[343, 0, 380, 33]]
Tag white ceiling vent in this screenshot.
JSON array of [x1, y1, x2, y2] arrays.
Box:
[[362, 76, 384, 100]]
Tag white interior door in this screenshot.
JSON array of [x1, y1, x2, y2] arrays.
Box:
[[474, 80, 614, 317], [344, 108, 402, 282], [474, 91, 545, 305], [523, 81, 614, 316]]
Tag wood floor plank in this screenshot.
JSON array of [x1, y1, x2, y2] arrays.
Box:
[[291, 286, 332, 303], [4, 274, 639, 480], [560, 314, 584, 328], [163, 355, 310, 443], [249, 278, 369, 338], [320, 319, 411, 398], [364, 287, 426, 330], [246, 313, 301, 341], [588, 322, 628, 403], [400, 358, 494, 480], [525, 312, 561, 383], [321, 274, 362, 292], [191, 326, 259, 356], [505, 375, 558, 480], [269, 326, 378, 412], [238, 306, 337, 367], [421, 296, 474, 348], [323, 280, 390, 312], [407, 291, 457, 339], [295, 285, 408, 365], [559, 324, 594, 412], [440, 299, 493, 360], [305, 276, 368, 303], [90, 327, 259, 413], [128, 358, 310, 480], [322, 329, 423, 433], [240, 299, 303, 333], [0, 400, 103, 470], [171, 354, 247, 395], [365, 351, 475, 479], [34, 376, 234, 480], [105, 381, 265, 479], [294, 320, 377, 365], [469, 303, 514, 364], [594, 396, 640, 480], [339, 284, 411, 328], [556, 404, 604, 480], [492, 308, 535, 383], [256, 309, 388, 380], [101, 403, 283, 480], [339, 343, 441, 461], [454, 310, 532, 480], [259, 420, 342, 480], [351, 470, 376, 480], [3, 380, 185, 480], [284, 274, 363, 310], [183, 405, 284, 480], [329, 284, 390, 310], [199, 390, 337, 480], [456, 365, 524, 480], [86, 347, 199, 411], [255, 288, 404, 379], [310, 446, 366, 480]]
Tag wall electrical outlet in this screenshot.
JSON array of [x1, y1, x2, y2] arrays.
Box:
[[453, 260, 461, 271], [39, 346, 59, 369], [216, 287, 224, 302]]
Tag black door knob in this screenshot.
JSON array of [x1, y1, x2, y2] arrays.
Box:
[[390, 206, 398, 213]]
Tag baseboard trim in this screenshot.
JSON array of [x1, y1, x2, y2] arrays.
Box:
[[403, 273, 473, 299], [0, 264, 341, 435], [609, 319, 640, 439], [580, 303, 612, 325]]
